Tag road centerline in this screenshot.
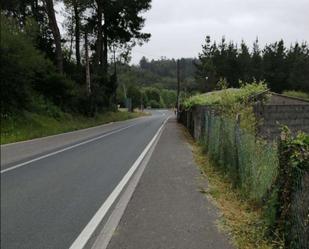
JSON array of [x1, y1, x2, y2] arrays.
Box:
[[1, 121, 143, 174]]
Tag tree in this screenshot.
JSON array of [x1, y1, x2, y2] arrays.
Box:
[[44, 0, 63, 73], [251, 38, 263, 81], [195, 37, 309, 93], [286, 42, 309, 92], [140, 56, 149, 70], [238, 41, 251, 82], [263, 40, 288, 92], [63, 0, 89, 66]]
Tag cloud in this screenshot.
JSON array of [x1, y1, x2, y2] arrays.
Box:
[[131, 0, 309, 64]]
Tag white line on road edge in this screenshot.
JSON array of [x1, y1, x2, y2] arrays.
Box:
[[1, 123, 139, 174], [1, 116, 148, 148], [69, 116, 170, 249]]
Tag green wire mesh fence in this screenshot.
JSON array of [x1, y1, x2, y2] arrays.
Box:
[[201, 109, 278, 201], [179, 107, 309, 249]]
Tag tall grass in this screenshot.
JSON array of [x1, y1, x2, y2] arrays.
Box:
[[1, 111, 145, 144]]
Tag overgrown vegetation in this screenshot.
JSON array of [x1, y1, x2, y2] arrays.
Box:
[[183, 81, 267, 109], [192, 143, 278, 249], [180, 82, 309, 249], [183, 81, 268, 131], [275, 128, 309, 249], [1, 110, 145, 144]]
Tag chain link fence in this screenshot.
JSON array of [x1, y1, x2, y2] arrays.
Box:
[[179, 107, 309, 249]]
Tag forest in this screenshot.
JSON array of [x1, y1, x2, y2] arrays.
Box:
[[1, 1, 309, 119], [195, 36, 309, 94], [1, 0, 152, 116]]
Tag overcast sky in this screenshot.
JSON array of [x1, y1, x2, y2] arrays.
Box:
[[129, 0, 309, 64]]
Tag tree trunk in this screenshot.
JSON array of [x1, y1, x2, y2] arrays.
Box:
[[73, 0, 81, 66], [95, 0, 103, 68], [85, 31, 91, 95], [102, 24, 108, 74], [102, 1, 108, 74], [45, 0, 63, 73]]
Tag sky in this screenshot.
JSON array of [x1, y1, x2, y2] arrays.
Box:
[[129, 0, 309, 64]]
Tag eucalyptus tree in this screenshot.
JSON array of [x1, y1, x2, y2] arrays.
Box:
[[44, 0, 63, 73]]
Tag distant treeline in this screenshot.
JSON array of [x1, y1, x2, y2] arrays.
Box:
[[116, 57, 198, 91], [195, 36, 309, 93], [114, 58, 196, 108]]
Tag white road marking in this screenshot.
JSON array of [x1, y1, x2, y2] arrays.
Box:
[[1, 116, 147, 148], [1, 123, 140, 174], [69, 116, 169, 249]]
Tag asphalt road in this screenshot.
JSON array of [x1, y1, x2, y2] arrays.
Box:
[[1, 110, 169, 249]]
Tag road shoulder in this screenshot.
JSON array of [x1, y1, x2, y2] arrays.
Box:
[[106, 118, 233, 249]]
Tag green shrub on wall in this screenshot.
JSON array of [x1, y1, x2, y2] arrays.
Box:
[[276, 127, 309, 249]]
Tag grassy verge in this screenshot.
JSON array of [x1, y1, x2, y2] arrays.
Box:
[[282, 90, 309, 100], [185, 132, 282, 249], [1, 111, 147, 144]]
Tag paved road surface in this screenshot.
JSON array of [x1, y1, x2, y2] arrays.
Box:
[[106, 118, 233, 249], [1, 110, 170, 249]]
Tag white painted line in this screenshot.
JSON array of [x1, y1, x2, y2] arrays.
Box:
[[69, 117, 170, 249], [1, 123, 139, 174], [1, 116, 147, 148]]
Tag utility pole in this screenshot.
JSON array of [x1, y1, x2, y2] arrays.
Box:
[[176, 59, 180, 115]]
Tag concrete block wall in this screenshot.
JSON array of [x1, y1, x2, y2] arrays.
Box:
[[267, 93, 309, 105], [179, 93, 309, 141], [254, 103, 309, 140]]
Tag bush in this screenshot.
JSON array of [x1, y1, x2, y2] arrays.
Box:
[[275, 128, 309, 248], [127, 84, 142, 109], [161, 89, 177, 108], [0, 15, 75, 113], [148, 100, 161, 108], [1, 15, 45, 112], [183, 81, 268, 109], [33, 72, 75, 109], [181, 93, 309, 248]]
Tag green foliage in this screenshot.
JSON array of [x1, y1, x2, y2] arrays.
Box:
[[275, 127, 309, 248], [117, 83, 176, 109], [198, 112, 278, 202], [1, 109, 145, 144], [196, 36, 309, 93], [117, 57, 197, 91], [0, 15, 75, 113], [183, 81, 267, 108], [182, 108, 280, 246], [161, 89, 177, 108], [1, 0, 154, 117], [282, 90, 309, 100], [127, 84, 142, 108], [182, 109, 308, 248]]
